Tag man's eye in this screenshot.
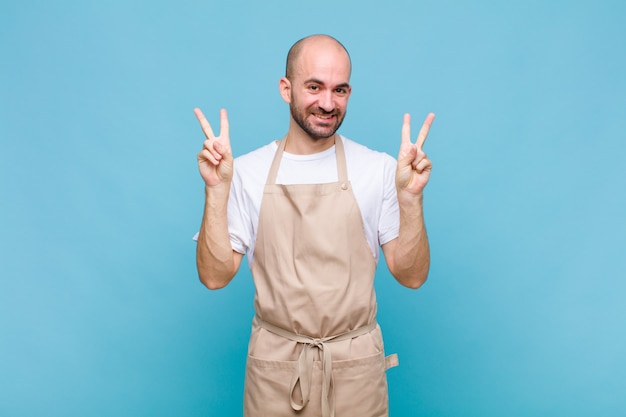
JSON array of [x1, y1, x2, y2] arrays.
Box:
[[335, 88, 347, 94], [309, 85, 319, 91]]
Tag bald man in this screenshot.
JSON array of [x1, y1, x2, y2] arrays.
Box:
[[194, 34, 435, 417]]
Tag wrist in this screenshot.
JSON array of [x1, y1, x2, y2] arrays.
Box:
[[397, 189, 424, 206], [205, 182, 231, 207]]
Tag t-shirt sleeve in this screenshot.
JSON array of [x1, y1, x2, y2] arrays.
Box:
[[378, 155, 400, 246], [227, 171, 250, 255]]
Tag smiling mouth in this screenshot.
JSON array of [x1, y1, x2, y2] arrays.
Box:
[[312, 113, 335, 120]]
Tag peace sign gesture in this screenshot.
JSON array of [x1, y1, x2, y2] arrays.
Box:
[[195, 108, 234, 187], [396, 113, 435, 196]]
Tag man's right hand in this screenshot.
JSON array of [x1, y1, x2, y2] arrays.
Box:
[[195, 108, 233, 187]]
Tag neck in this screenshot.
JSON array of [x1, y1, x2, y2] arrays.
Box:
[[283, 122, 336, 155]]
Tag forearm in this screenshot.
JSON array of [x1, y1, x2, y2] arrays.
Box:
[[390, 193, 430, 288], [196, 185, 239, 289]]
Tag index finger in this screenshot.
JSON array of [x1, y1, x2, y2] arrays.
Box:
[[416, 113, 436, 151], [194, 107, 216, 139]]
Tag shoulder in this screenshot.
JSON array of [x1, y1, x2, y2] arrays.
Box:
[[232, 141, 277, 180]]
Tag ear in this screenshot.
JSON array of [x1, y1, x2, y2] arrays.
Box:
[[279, 77, 291, 104]]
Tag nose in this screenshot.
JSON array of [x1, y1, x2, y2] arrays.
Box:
[[318, 90, 334, 112]]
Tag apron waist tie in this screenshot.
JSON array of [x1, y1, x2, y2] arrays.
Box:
[[256, 317, 378, 417]]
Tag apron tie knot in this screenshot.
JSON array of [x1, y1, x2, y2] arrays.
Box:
[[256, 317, 377, 417]]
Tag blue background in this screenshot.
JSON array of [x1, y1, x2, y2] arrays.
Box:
[[1, 0, 625, 416]]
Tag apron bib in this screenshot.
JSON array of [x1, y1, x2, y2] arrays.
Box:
[[243, 137, 397, 417]]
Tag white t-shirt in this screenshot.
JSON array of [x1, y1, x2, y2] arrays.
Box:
[[227, 136, 400, 265]]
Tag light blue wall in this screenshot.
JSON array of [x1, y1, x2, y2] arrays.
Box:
[[1, 1, 625, 416]]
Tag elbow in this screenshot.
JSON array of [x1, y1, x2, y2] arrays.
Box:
[[384, 239, 430, 290], [196, 247, 239, 290], [402, 273, 428, 290], [196, 262, 234, 290], [393, 263, 429, 290], [198, 273, 228, 290]]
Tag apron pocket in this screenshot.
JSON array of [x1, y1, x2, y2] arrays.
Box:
[[244, 355, 322, 417], [244, 351, 391, 417], [332, 351, 390, 417]]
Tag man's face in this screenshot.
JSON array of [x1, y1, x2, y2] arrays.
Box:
[[287, 43, 352, 140]]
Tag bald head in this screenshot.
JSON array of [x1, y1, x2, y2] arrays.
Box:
[[285, 35, 352, 80]]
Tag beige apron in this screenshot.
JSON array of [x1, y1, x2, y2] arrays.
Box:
[[243, 137, 398, 417]]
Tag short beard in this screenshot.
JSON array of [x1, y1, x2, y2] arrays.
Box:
[[290, 104, 346, 140]]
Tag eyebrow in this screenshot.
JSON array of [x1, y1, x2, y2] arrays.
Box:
[[304, 78, 351, 89]]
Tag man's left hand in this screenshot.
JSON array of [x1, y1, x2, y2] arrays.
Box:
[[396, 113, 435, 197]]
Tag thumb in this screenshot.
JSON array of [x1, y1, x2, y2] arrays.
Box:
[[213, 141, 233, 162]]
